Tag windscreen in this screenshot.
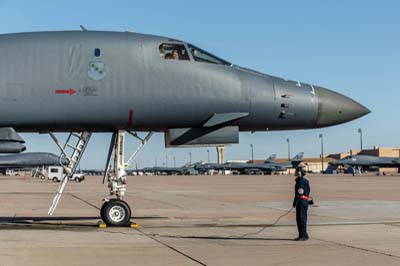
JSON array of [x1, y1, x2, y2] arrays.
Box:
[[188, 44, 231, 65]]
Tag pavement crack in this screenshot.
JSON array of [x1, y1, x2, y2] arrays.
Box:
[[314, 237, 400, 259]]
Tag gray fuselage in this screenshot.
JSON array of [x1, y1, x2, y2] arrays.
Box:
[[0, 31, 369, 132]]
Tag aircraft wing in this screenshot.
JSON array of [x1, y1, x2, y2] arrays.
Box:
[[0, 152, 68, 168]]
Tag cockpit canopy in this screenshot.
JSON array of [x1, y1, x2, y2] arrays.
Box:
[[159, 43, 231, 66]]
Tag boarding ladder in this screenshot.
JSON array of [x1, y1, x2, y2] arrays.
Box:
[[48, 131, 92, 215]]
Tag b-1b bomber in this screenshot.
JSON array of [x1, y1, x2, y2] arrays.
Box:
[[0, 30, 370, 226]]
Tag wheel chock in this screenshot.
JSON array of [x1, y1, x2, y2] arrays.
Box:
[[98, 222, 107, 228], [130, 222, 138, 228]]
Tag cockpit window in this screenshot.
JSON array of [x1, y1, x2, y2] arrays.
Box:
[[188, 44, 231, 65], [159, 43, 190, 61]]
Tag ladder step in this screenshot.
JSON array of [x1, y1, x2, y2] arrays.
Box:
[[49, 131, 92, 216], [66, 143, 78, 150]]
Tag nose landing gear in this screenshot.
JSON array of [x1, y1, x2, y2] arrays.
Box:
[[46, 129, 153, 227], [101, 130, 153, 226]]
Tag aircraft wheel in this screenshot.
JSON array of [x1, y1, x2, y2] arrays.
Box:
[[101, 199, 131, 226], [100, 198, 116, 222]]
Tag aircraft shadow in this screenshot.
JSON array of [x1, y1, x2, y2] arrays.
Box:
[[0, 216, 168, 223], [177, 236, 293, 241], [0, 216, 169, 229], [149, 234, 293, 241]]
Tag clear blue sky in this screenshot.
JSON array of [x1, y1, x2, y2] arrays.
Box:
[[0, 0, 398, 168]]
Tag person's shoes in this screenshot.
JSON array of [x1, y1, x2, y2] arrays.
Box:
[[294, 237, 308, 241]]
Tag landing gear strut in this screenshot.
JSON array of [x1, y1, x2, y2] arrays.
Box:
[[100, 130, 153, 226], [46, 130, 152, 226]]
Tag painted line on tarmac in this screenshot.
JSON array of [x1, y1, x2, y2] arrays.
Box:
[[68, 193, 101, 210], [135, 227, 208, 266]]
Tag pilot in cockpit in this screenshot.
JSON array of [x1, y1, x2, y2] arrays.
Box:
[[165, 50, 178, 60]]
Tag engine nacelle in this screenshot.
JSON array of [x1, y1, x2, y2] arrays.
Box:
[[0, 127, 26, 153], [0, 142, 26, 153]]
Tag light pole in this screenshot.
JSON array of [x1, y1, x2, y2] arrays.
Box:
[[173, 156, 176, 168], [319, 134, 324, 173], [155, 156, 158, 167], [189, 152, 192, 165], [250, 144, 254, 162], [207, 149, 210, 163], [358, 128, 363, 150], [286, 138, 291, 174]]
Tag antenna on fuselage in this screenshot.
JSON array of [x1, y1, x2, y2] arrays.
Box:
[[80, 25, 88, 31]]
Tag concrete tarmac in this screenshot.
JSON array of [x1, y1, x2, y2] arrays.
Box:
[[0, 173, 400, 266]]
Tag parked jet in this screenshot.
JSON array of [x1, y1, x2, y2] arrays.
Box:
[[194, 154, 278, 174], [0, 30, 370, 226], [262, 152, 304, 172], [330, 154, 400, 174], [138, 164, 196, 175], [194, 153, 303, 174], [215, 152, 304, 174]]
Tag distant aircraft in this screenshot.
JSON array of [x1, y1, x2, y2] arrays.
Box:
[[264, 154, 277, 163], [329, 154, 400, 174], [195, 153, 304, 174], [81, 169, 105, 176], [262, 152, 304, 172], [194, 154, 276, 174], [0, 30, 369, 225], [137, 163, 196, 175]]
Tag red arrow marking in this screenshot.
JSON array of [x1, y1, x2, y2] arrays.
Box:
[[55, 88, 76, 95]]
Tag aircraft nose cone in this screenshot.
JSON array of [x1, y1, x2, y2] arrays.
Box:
[[314, 86, 370, 128]]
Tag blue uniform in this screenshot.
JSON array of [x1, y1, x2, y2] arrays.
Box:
[[293, 175, 310, 239]]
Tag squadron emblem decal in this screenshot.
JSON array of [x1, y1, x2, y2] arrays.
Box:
[[88, 62, 106, 81]]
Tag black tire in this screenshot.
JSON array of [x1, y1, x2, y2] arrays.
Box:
[[52, 177, 58, 182], [101, 199, 131, 226], [40, 175, 45, 180], [100, 198, 116, 222], [75, 177, 81, 183]]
